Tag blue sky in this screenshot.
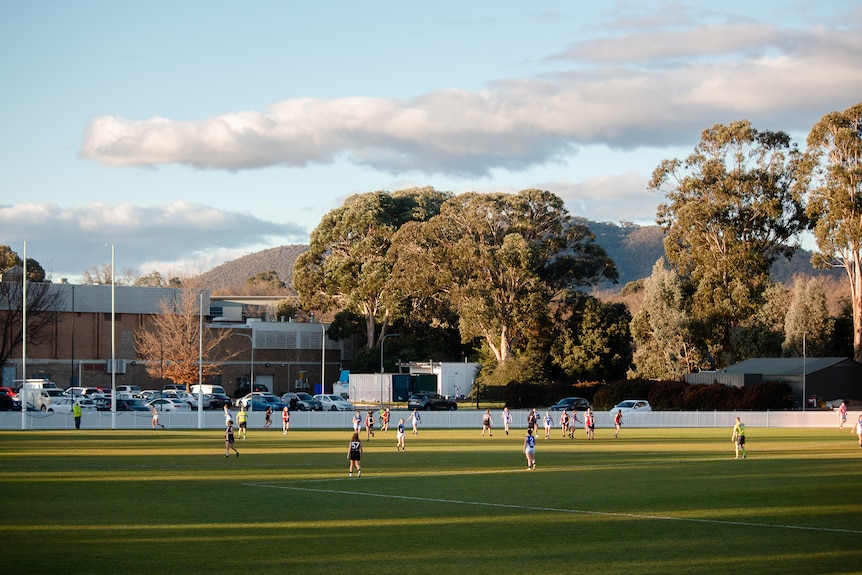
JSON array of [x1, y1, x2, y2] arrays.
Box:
[[1, 1, 860, 282]]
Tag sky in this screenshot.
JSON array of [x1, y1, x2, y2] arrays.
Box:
[[1, 1, 861, 283]]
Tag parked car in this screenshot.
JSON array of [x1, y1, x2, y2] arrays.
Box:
[[548, 397, 591, 412], [233, 382, 270, 399], [236, 392, 285, 411], [45, 397, 98, 413], [281, 392, 322, 411], [207, 393, 232, 410], [116, 385, 142, 398], [64, 387, 105, 400], [161, 390, 201, 408], [0, 386, 18, 398], [0, 395, 16, 411], [609, 399, 652, 419], [116, 398, 150, 411], [407, 392, 457, 411], [147, 398, 191, 412], [139, 390, 163, 402], [313, 394, 354, 411]]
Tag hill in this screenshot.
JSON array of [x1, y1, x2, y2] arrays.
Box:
[[196, 244, 307, 294], [193, 223, 838, 294]]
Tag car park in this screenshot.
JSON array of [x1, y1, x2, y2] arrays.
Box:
[[233, 382, 270, 399], [236, 392, 285, 411], [407, 392, 457, 411], [281, 392, 322, 411], [65, 387, 105, 400], [116, 385, 142, 398], [45, 397, 98, 413], [116, 397, 150, 411], [313, 394, 354, 411], [207, 393, 232, 409], [161, 390, 201, 408], [147, 398, 191, 412], [548, 397, 591, 411]]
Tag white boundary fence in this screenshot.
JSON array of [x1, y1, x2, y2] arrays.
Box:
[[0, 408, 849, 431]]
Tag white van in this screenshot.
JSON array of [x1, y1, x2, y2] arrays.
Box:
[[190, 384, 226, 396], [16, 380, 61, 411]]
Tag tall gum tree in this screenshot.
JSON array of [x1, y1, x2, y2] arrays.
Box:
[[389, 189, 617, 367], [292, 187, 452, 349], [801, 102, 862, 362], [651, 120, 808, 366]]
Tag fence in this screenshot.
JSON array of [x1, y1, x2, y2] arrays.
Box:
[[0, 408, 848, 431]]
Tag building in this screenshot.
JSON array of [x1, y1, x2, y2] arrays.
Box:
[[685, 357, 862, 404], [0, 281, 357, 396]]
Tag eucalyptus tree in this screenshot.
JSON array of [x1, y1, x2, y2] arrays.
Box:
[[651, 120, 808, 365], [293, 187, 452, 349], [801, 102, 862, 361], [389, 189, 616, 370], [629, 259, 699, 380], [551, 291, 632, 382], [782, 277, 833, 357]]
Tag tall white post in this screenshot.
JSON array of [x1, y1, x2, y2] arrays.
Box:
[[21, 241, 27, 430], [198, 292, 204, 429], [111, 244, 116, 430]]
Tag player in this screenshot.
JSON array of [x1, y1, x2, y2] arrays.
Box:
[[365, 410, 375, 439], [347, 432, 362, 477], [282, 406, 290, 435], [225, 418, 239, 458], [237, 406, 248, 439], [502, 407, 512, 435], [543, 410, 553, 439], [482, 409, 493, 437], [262, 405, 273, 430], [613, 409, 623, 438], [524, 428, 536, 470], [396, 418, 406, 451], [731, 416, 746, 459]]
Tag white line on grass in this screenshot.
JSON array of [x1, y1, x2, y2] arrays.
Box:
[[246, 481, 862, 535]]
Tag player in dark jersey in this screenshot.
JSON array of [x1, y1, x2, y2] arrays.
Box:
[[348, 432, 363, 477]]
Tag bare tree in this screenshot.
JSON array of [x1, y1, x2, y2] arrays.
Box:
[[0, 280, 63, 369], [134, 285, 239, 390]]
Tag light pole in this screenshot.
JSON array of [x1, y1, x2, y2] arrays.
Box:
[[235, 331, 254, 410], [320, 322, 326, 396], [110, 243, 116, 430], [802, 331, 807, 412]]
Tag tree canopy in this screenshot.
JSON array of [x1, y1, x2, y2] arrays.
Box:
[[651, 120, 808, 366], [802, 101, 862, 361]]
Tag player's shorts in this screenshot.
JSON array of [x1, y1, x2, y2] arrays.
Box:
[[737, 436, 746, 445]]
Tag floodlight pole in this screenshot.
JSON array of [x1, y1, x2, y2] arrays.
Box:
[[111, 244, 116, 430], [802, 332, 807, 413]]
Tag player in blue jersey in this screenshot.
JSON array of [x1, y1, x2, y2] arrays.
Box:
[[523, 427, 536, 470], [396, 418, 406, 451]]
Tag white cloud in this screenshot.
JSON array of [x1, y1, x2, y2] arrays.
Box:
[[80, 20, 862, 176], [0, 202, 305, 281]]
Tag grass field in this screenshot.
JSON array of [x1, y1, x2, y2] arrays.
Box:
[[1, 425, 861, 575]]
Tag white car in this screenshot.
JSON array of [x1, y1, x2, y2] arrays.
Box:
[[162, 390, 202, 408], [45, 397, 98, 413], [147, 398, 191, 412], [609, 399, 652, 421], [313, 394, 354, 411]]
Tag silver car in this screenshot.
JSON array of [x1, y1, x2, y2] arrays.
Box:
[[313, 394, 354, 411]]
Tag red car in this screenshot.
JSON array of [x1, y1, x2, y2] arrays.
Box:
[[0, 386, 18, 398]]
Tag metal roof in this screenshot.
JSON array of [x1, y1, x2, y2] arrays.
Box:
[[721, 357, 850, 376]]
